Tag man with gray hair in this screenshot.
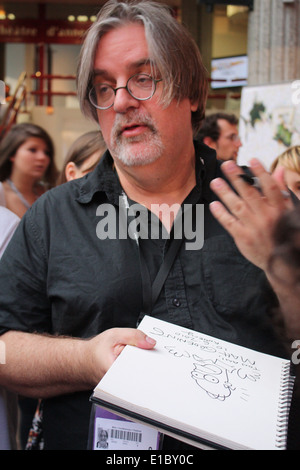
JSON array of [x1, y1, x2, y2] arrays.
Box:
[[0, 0, 295, 450]]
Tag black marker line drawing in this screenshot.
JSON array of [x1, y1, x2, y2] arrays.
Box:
[[161, 331, 262, 402]]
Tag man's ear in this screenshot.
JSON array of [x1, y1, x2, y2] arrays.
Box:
[[65, 162, 78, 182], [203, 136, 217, 150]]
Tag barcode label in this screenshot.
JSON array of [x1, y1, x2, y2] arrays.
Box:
[[111, 428, 142, 442], [93, 414, 160, 450]]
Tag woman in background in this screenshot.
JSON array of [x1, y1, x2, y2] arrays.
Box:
[[57, 130, 106, 185], [0, 123, 58, 218], [271, 146, 300, 200]]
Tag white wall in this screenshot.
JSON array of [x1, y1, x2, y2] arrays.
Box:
[[5, 43, 26, 91]]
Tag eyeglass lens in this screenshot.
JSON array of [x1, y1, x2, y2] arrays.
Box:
[[89, 74, 157, 109]]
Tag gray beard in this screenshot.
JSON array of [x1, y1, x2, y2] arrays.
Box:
[[110, 112, 165, 167]]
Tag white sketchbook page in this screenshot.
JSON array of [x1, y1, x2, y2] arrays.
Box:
[[94, 316, 290, 450]]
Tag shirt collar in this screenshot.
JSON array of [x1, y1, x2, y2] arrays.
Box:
[[75, 150, 122, 205], [75, 142, 219, 205]]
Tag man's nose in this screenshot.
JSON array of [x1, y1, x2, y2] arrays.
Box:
[[113, 87, 140, 113], [235, 137, 242, 148]]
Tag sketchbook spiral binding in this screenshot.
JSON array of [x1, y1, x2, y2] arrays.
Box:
[[275, 362, 295, 449]]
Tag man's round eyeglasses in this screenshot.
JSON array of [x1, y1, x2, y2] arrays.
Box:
[[89, 73, 162, 110]]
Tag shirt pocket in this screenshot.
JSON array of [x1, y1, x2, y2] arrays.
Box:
[[201, 235, 265, 317]]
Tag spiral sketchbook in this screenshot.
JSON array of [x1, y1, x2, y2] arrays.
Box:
[[91, 316, 295, 450]]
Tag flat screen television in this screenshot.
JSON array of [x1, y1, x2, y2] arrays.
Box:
[[198, 1, 254, 10], [210, 55, 248, 89]]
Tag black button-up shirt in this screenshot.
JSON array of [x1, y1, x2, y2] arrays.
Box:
[[0, 142, 285, 449]]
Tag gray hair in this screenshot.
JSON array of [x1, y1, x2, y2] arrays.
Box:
[[77, 0, 208, 136]]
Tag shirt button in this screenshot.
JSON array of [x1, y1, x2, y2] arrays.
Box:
[[172, 298, 181, 307]]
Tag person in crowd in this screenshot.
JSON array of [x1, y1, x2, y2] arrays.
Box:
[[0, 206, 19, 258], [197, 112, 242, 162], [0, 206, 19, 450], [267, 205, 300, 450], [270, 146, 300, 200], [0, 122, 57, 447], [57, 130, 106, 185], [268, 206, 300, 339], [0, 0, 296, 450], [0, 123, 58, 218]]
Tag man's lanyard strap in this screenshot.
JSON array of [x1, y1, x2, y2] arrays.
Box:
[[138, 236, 184, 322]]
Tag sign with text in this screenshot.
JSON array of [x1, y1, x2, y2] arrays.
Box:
[[0, 19, 92, 44]]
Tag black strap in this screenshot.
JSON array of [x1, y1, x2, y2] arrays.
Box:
[[138, 246, 153, 317], [136, 197, 197, 324], [138, 236, 184, 322], [151, 237, 183, 308]]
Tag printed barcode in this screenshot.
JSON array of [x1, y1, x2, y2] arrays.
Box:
[[110, 429, 142, 442]]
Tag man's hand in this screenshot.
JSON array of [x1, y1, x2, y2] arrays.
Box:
[[209, 158, 293, 271], [87, 328, 156, 384], [0, 328, 156, 398]]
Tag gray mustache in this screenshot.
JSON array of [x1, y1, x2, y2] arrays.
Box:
[[112, 113, 157, 139]]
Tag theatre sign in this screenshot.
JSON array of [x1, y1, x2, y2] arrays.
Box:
[[0, 19, 91, 44]]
